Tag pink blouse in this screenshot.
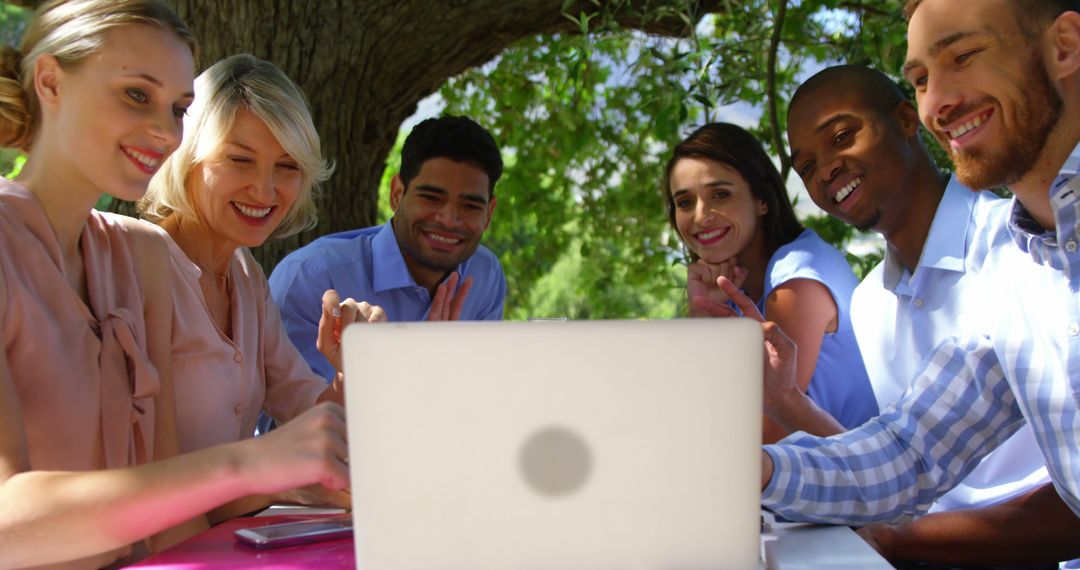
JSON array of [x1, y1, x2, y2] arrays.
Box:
[[0, 179, 159, 471], [162, 233, 326, 453]]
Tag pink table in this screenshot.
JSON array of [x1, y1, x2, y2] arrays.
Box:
[[125, 514, 355, 569]]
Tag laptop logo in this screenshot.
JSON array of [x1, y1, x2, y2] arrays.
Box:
[[519, 426, 592, 497]]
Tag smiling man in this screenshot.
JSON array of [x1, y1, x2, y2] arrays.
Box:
[[269, 115, 506, 380], [752, 0, 1080, 567]]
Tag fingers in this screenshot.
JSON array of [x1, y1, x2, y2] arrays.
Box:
[[731, 264, 749, 289], [447, 276, 473, 321], [716, 276, 766, 322], [320, 289, 343, 344], [761, 320, 796, 359], [365, 304, 387, 323]]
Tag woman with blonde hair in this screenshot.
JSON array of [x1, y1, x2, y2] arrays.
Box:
[[0, 2, 348, 567], [140, 53, 383, 521]]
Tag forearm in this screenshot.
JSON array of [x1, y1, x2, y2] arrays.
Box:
[[0, 442, 251, 568], [317, 372, 345, 406], [767, 389, 845, 438], [876, 484, 1080, 566]]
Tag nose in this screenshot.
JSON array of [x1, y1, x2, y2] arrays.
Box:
[[147, 107, 182, 153], [920, 73, 963, 129], [434, 200, 463, 227], [694, 199, 716, 225], [817, 155, 842, 186], [253, 166, 276, 201]]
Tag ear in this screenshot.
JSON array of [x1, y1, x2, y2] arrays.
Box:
[[893, 100, 921, 139], [389, 174, 405, 211], [33, 54, 63, 111], [482, 195, 497, 231], [756, 199, 768, 216], [1046, 11, 1080, 81]]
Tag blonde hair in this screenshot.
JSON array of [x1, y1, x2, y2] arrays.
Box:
[[140, 54, 333, 239], [0, 0, 196, 151]]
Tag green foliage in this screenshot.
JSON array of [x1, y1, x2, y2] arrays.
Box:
[[422, 1, 913, 319], [0, 3, 27, 49]]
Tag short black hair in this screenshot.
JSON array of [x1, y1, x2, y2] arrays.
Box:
[[790, 65, 908, 121], [399, 115, 503, 196], [905, 0, 1080, 37], [663, 123, 804, 260]]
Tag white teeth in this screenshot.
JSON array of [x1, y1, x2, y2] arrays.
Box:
[[697, 228, 725, 240], [835, 177, 862, 204], [427, 233, 460, 245], [126, 149, 159, 169], [949, 114, 986, 139], [233, 202, 272, 218]]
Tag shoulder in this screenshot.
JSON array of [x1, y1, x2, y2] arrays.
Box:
[[767, 230, 855, 289], [97, 214, 172, 274], [276, 226, 378, 274]]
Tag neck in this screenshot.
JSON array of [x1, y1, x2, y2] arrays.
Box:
[[878, 161, 948, 274], [1009, 123, 1080, 231], [16, 152, 103, 262], [738, 229, 778, 302], [160, 214, 237, 278], [392, 217, 451, 294]]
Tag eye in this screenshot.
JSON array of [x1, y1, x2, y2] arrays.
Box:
[[464, 203, 484, 211], [172, 105, 189, 119], [228, 155, 253, 164], [126, 88, 148, 104], [675, 198, 692, 209], [832, 129, 852, 146], [956, 49, 981, 65], [276, 162, 300, 172], [797, 162, 814, 179], [712, 190, 730, 200]]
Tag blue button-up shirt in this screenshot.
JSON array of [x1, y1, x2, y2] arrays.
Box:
[[762, 143, 1080, 524], [269, 221, 506, 380]]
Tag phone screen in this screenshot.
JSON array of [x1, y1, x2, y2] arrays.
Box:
[[235, 515, 353, 549]]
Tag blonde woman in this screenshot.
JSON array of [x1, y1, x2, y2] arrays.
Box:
[[0, 2, 348, 567], [140, 54, 382, 521]]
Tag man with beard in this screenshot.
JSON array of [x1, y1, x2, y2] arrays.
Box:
[[786, 64, 1049, 525], [270, 115, 506, 381], [739, 0, 1080, 566]]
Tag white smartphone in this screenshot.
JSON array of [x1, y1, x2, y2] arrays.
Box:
[[234, 514, 353, 549]]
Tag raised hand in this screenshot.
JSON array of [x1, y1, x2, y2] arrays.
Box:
[[427, 272, 473, 321], [317, 289, 386, 374], [686, 258, 747, 317]]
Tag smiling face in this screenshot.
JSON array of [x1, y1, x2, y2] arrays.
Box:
[[390, 157, 496, 286], [788, 89, 919, 232], [903, 0, 1063, 190], [187, 107, 303, 249], [669, 157, 768, 264], [47, 24, 195, 202]]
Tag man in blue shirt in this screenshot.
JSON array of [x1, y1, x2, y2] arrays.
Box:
[[714, 0, 1080, 566], [270, 116, 507, 380]]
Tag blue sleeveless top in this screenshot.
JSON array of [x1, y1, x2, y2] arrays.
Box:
[[760, 229, 878, 429]]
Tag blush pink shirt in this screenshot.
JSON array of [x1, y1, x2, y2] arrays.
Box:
[[0, 179, 159, 471], [161, 232, 326, 453]]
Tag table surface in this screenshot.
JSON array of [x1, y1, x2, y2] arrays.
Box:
[[126, 508, 894, 569]]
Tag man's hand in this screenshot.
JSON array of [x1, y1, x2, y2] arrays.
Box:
[[317, 289, 386, 374], [687, 259, 747, 317], [427, 272, 473, 321]]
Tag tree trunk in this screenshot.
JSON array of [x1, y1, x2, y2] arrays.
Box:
[[131, 0, 727, 271]]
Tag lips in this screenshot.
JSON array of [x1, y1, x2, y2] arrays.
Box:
[[941, 108, 994, 149], [231, 201, 275, 220], [694, 226, 730, 245], [833, 177, 862, 205], [121, 145, 164, 175]]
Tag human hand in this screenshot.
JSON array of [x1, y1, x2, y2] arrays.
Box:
[[244, 403, 350, 494], [275, 483, 352, 511], [856, 523, 900, 560], [427, 272, 473, 321], [692, 277, 799, 412], [687, 259, 748, 317], [317, 289, 386, 374]]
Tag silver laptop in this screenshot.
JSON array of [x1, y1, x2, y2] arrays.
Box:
[[343, 319, 763, 570]]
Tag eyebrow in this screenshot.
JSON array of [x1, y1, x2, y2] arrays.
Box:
[[902, 30, 985, 76], [671, 180, 735, 197], [790, 113, 858, 161], [123, 71, 196, 100], [415, 184, 489, 205]]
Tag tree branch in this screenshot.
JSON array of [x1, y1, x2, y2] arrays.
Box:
[[765, 0, 790, 181]]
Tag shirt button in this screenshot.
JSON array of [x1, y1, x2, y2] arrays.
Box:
[[913, 298, 924, 308], [233, 352, 243, 363], [1069, 323, 1080, 337], [234, 403, 243, 415], [1067, 240, 1078, 253]]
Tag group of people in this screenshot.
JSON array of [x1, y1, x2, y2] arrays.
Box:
[[0, 0, 1077, 568]]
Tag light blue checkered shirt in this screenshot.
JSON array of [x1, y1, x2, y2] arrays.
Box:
[[762, 144, 1080, 524]]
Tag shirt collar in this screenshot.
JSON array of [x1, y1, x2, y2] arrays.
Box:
[[1008, 141, 1080, 275], [371, 220, 421, 292], [880, 175, 974, 291]]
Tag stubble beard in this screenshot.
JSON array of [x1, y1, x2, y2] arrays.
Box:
[[946, 55, 1063, 191]]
